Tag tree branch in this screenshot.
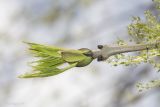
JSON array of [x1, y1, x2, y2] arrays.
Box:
[[92, 41, 160, 61]]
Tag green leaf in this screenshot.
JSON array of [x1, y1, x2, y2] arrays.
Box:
[[19, 63, 77, 78], [19, 42, 94, 78], [136, 80, 160, 92], [61, 51, 87, 63], [26, 42, 64, 57]]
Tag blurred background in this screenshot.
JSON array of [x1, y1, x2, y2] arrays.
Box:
[[1, 0, 160, 107]]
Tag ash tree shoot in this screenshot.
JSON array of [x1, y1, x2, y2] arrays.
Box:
[[19, 0, 160, 91]]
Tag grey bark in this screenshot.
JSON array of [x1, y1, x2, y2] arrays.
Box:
[[91, 41, 160, 61]]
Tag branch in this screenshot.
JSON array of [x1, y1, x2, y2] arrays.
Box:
[[20, 41, 160, 78], [91, 41, 160, 61]]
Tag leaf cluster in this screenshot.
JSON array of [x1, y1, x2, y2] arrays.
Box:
[[107, 0, 160, 91], [19, 43, 93, 78], [108, 2, 160, 70]]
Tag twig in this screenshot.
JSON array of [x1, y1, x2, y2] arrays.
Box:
[[91, 41, 160, 61]]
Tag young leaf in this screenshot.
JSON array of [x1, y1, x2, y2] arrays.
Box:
[[19, 43, 93, 78]]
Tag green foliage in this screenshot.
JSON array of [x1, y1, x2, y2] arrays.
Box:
[[107, 0, 160, 91], [153, 0, 160, 9], [136, 80, 160, 92], [108, 11, 160, 68], [19, 43, 93, 78]]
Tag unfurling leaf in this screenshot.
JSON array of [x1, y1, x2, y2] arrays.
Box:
[[19, 42, 93, 78]]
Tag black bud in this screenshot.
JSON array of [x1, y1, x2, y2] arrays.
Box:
[[97, 55, 104, 61], [97, 45, 103, 49]]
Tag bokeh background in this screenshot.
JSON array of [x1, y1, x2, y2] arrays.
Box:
[[1, 0, 160, 107]]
